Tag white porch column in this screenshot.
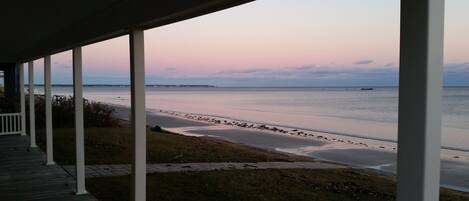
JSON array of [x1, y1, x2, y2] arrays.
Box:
[[73, 47, 87, 195], [28, 61, 37, 148], [397, 0, 445, 201], [129, 29, 146, 201], [19, 63, 26, 136], [44, 56, 55, 165]]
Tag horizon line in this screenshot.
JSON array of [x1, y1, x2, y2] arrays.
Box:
[[23, 84, 469, 88]]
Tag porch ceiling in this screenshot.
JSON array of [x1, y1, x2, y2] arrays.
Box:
[[0, 0, 252, 63]]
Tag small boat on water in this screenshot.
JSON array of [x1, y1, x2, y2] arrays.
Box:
[[360, 87, 374, 91]]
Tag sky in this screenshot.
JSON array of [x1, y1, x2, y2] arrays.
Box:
[[24, 0, 469, 87]]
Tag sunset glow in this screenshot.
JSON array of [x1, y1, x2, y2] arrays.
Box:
[[27, 0, 469, 86]]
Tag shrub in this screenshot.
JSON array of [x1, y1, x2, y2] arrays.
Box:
[[0, 97, 19, 113], [30, 95, 120, 128], [150, 125, 162, 132]]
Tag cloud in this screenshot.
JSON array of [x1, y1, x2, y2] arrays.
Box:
[[204, 64, 400, 82], [287, 65, 316, 71], [444, 62, 469, 70], [217, 68, 271, 75], [384, 63, 395, 67], [163, 67, 177, 71], [53, 61, 72, 69], [155, 63, 469, 80], [139, 62, 469, 87], [59, 65, 72, 69], [354, 60, 374, 65]]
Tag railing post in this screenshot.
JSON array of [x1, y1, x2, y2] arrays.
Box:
[[28, 61, 37, 148], [19, 63, 26, 136], [130, 29, 146, 201], [44, 56, 55, 165], [397, 0, 445, 201], [73, 47, 87, 195]]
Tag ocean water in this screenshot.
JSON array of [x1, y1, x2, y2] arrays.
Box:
[[46, 86, 469, 151]]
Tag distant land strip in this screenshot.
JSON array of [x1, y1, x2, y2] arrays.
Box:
[[25, 84, 216, 87]]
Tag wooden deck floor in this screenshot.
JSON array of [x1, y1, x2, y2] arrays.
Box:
[[0, 135, 98, 201]]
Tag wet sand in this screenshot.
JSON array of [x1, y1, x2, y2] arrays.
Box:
[[110, 105, 469, 192], [188, 129, 325, 150], [112, 105, 211, 128]]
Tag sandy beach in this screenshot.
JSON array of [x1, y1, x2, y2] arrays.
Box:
[[110, 104, 469, 192]]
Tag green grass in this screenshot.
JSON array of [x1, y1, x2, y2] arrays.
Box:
[[87, 169, 469, 201], [36, 127, 310, 165], [35, 126, 469, 200]]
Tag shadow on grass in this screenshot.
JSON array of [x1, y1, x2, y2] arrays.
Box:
[[87, 169, 469, 201]]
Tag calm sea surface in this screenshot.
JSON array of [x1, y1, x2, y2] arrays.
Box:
[[45, 86, 469, 151]]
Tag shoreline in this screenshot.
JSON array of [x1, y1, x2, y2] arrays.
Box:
[[111, 103, 469, 161], [159, 109, 469, 154], [107, 103, 469, 193]]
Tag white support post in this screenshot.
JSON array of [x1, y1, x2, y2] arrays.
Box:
[[397, 0, 445, 201], [73, 47, 87, 195], [19, 63, 26, 136], [130, 29, 146, 201], [28, 61, 37, 148], [44, 56, 55, 165]]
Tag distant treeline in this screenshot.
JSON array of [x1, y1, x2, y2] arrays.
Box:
[[25, 84, 216, 88]]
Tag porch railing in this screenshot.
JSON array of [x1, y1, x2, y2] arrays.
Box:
[[0, 113, 22, 135]]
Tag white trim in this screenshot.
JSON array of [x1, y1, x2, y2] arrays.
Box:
[[44, 56, 55, 165], [28, 61, 37, 148], [19, 63, 26, 136], [0, 113, 22, 117], [130, 29, 146, 201], [397, 0, 445, 201], [73, 47, 87, 195], [0, 113, 22, 135]]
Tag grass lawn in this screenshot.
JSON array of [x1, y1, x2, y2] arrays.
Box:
[[87, 168, 469, 201], [34, 126, 469, 200], [36, 127, 310, 165]]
